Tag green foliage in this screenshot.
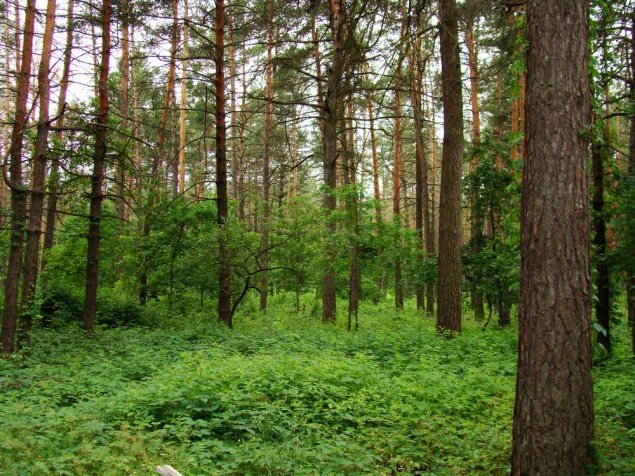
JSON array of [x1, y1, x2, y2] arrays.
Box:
[[1, 299, 632, 475]]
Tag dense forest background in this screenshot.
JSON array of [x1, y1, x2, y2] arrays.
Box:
[[0, 0, 633, 474]]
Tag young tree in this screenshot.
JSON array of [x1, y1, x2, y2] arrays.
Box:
[[436, 0, 463, 335], [83, 0, 111, 331], [511, 1, 594, 473]]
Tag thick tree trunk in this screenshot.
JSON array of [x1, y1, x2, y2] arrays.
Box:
[[216, 0, 232, 327], [42, 0, 74, 274], [260, 0, 274, 312], [20, 0, 57, 347], [1, 0, 36, 354], [511, 1, 594, 473], [436, 0, 463, 335], [83, 0, 111, 332]]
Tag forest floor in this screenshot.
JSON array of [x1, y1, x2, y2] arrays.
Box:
[[0, 295, 633, 475]]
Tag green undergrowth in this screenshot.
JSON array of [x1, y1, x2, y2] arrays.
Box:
[[0, 297, 633, 475]]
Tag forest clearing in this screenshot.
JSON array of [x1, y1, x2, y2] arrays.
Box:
[[1, 300, 633, 475]]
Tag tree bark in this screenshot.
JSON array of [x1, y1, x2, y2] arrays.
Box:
[[19, 0, 57, 347], [511, 1, 594, 473], [1, 0, 36, 354], [83, 0, 111, 332], [216, 0, 232, 327], [436, 0, 463, 335]]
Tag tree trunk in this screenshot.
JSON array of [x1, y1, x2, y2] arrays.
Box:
[[393, 67, 403, 311], [366, 66, 381, 223], [178, 0, 189, 194], [83, 0, 111, 332], [410, 12, 432, 313], [436, 0, 463, 335], [19, 0, 57, 347], [216, 0, 232, 327], [629, 16, 635, 355], [260, 0, 274, 312], [116, 0, 130, 226], [592, 138, 610, 353], [345, 97, 360, 331], [321, 0, 347, 323], [42, 0, 74, 275], [466, 15, 485, 322], [156, 0, 180, 174], [114, 0, 130, 279], [1, 0, 36, 354], [425, 77, 436, 316], [511, 1, 594, 473], [229, 14, 239, 204]]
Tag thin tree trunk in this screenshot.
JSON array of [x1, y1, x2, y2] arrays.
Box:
[[345, 97, 360, 330], [229, 14, 238, 203], [511, 1, 594, 472], [425, 77, 436, 316], [436, 0, 464, 335], [410, 13, 432, 313], [393, 67, 403, 310], [628, 16, 635, 354], [116, 0, 130, 225], [365, 65, 381, 223], [1, 0, 36, 354], [178, 0, 189, 194], [260, 0, 274, 312], [140, 0, 179, 301], [156, 0, 179, 174], [466, 15, 485, 321], [83, 0, 111, 332], [216, 0, 232, 327], [42, 0, 74, 274], [238, 57, 247, 220], [592, 138, 610, 353], [114, 0, 130, 279], [19, 0, 57, 347]]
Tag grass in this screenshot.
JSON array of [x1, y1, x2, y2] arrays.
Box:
[[0, 295, 633, 475]]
